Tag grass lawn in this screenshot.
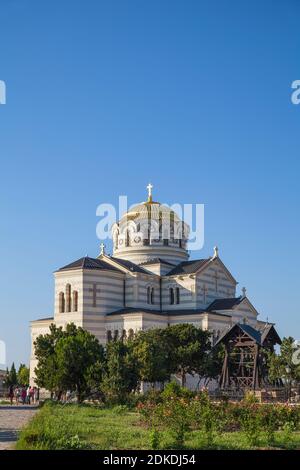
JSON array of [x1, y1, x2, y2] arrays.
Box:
[[16, 401, 300, 450]]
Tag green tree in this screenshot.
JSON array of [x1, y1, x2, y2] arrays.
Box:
[[34, 323, 66, 395], [267, 337, 300, 385], [55, 328, 105, 402], [6, 362, 17, 386], [34, 323, 105, 401], [17, 364, 30, 386], [132, 328, 171, 387], [102, 339, 139, 403], [163, 324, 212, 387]]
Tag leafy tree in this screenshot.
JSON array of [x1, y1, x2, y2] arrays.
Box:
[[34, 323, 105, 401], [163, 324, 212, 387], [132, 328, 171, 387], [6, 362, 17, 387], [55, 328, 105, 402], [267, 337, 300, 385], [197, 343, 224, 387], [17, 364, 30, 386], [34, 323, 66, 395], [102, 339, 139, 402]]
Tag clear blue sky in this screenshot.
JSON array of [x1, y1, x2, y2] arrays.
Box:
[[1, 0, 299, 368]]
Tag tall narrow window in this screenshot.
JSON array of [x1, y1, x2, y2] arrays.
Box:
[[65, 284, 71, 312], [59, 292, 65, 313], [169, 288, 174, 305], [113, 330, 119, 341], [151, 287, 155, 304], [147, 286, 151, 304], [176, 287, 180, 304], [125, 230, 130, 247], [72, 290, 78, 312]]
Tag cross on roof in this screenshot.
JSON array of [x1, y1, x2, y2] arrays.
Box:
[[147, 183, 153, 202]]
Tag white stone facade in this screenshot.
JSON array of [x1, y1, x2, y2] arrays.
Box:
[[29, 191, 271, 387]]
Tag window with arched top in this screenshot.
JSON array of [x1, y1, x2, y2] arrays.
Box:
[[169, 288, 175, 305], [65, 284, 71, 312], [107, 330, 112, 342], [72, 290, 78, 312], [59, 292, 65, 313], [151, 287, 155, 305], [176, 287, 180, 304], [125, 230, 130, 247], [113, 330, 119, 340], [122, 329, 127, 341]]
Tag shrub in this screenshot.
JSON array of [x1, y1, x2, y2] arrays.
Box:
[[161, 381, 194, 401], [259, 405, 279, 446], [149, 428, 160, 450], [237, 402, 261, 447], [191, 392, 225, 447], [157, 397, 191, 448]]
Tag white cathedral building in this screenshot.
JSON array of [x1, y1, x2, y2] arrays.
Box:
[[30, 186, 271, 387]]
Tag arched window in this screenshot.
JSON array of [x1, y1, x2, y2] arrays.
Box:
[[65, 284, 71, 312], [125, 230, 130, 247], [147, 286, 151, 304], [107, 330, 112, 342], [176, 287, 180, 304], [113, 330, 119, 341], [72, 290, 78, 312], [169, 288, 175, 305], [122, 329, 127, 341], [128, 328, 134, 340], [59, 292, 65, 313], [151, 287, 155, 305]]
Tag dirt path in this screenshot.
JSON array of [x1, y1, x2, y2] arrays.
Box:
[[0, 405, 38, 450]]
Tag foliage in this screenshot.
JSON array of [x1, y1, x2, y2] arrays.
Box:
[[17, 400, 300, 450], [267, 336, 300, 385], [34, 323, 105, 401], [157, 397, 191, 448], [17, 364, 30, 386], [131, 329, 171, 385], [6, 362, 17, 387], [190, 392, 224, 447], [162, 324, 212, 386], [101, 339, 139, 403]]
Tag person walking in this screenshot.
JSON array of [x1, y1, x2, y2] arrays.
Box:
[[14, 387, 20, 405], [32, 386, 38, 404], [30, 386, 34, 404], [8, 385, 14, 406], [21, 386, 26, 405], [26, 385, 31, 405]]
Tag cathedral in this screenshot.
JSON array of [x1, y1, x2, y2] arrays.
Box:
[[29, 186, 273, 387]]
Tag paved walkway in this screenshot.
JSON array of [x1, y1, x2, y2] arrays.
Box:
[[0, 405, 38, 450]]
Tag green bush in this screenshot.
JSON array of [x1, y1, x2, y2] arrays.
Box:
[[190, 392, 226, 447], [161, 381, 195, 401]]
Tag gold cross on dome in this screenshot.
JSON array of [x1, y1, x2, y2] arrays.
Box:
[[147, 183, 153, 202]]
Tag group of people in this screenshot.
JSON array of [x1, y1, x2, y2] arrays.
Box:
[[8, 385, 39, 406]]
